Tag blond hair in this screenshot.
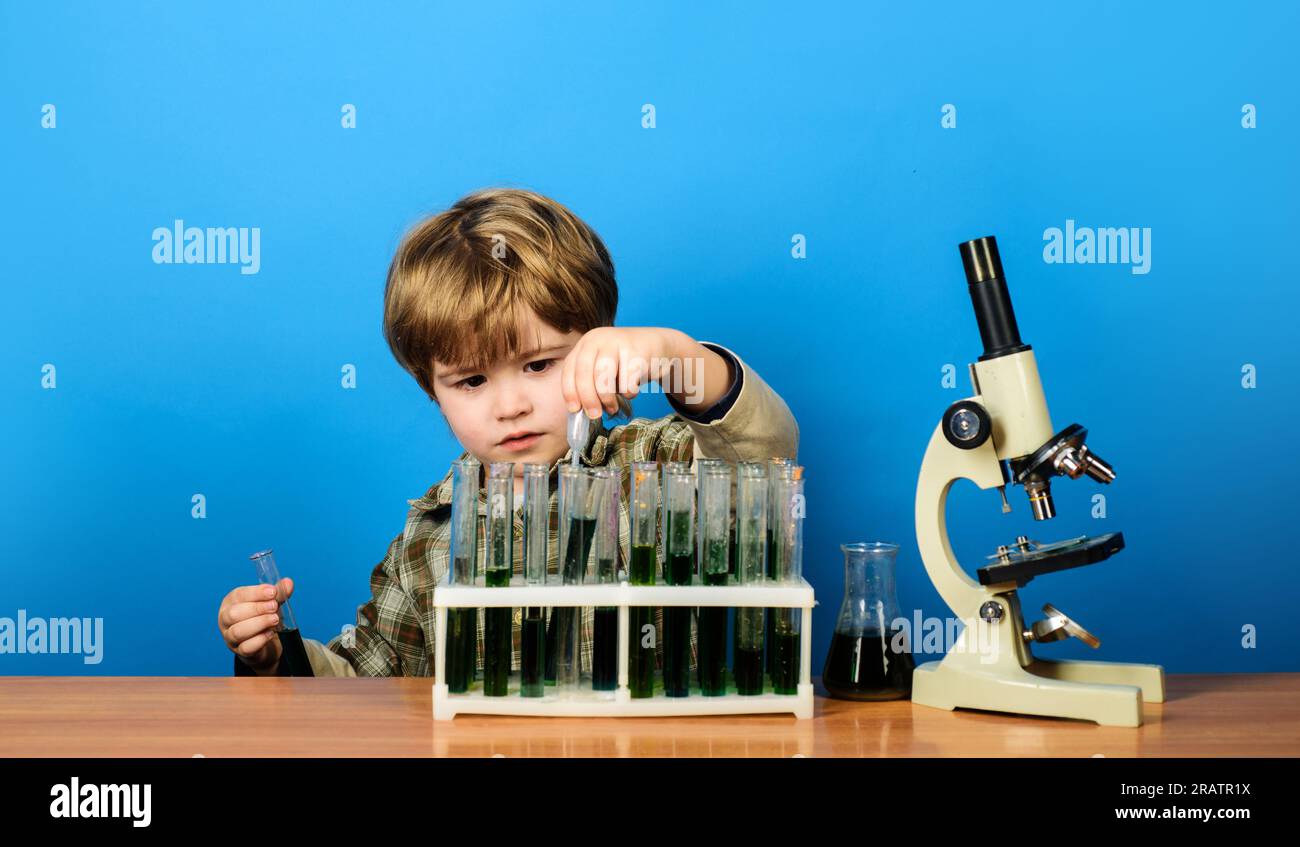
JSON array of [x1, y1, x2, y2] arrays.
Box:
[[383, 188, 631, 416]]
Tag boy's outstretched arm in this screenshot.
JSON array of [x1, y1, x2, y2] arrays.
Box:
[[670, 339, 799, 464], [562, 327, 799, 463]]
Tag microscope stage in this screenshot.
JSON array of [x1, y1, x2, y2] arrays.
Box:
[[976, 532, 1125, 587]]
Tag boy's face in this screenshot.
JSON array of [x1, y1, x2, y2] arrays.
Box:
[[430, 309, 581, 470]]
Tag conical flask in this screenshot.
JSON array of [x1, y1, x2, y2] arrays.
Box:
[[822, 542, 914, 701]]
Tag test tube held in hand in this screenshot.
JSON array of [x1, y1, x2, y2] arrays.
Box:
[[249, 549, 315, 677]]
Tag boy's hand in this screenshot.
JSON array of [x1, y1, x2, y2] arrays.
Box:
[[561, 327, 732, 419], [217, 578, 294, 675]]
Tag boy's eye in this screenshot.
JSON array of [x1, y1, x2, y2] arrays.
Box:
[[525, 358, 557, 374], [456, 375, 486, 390]]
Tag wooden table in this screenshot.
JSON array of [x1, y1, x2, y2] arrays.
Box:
[[1, 674, 1295, 757]]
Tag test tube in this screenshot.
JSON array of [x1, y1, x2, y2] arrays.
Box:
[[483, 462, 513, 697], [248, 549, 314, 677], [590, 467, 619, 692], [520, 463, 548, 697], [628, 461, 658, 699], [734, 462, 767, 694], [765, 457, 795, 678], [660, 460, 690, 581], [447, 455, 480, 693], [553, 465, 591, 695], [663, 465, 695, 697], [770, 465, 805, 695], [697, 462, 731, 696]]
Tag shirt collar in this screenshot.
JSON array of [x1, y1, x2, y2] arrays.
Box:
[[407, 418, 612, 513]]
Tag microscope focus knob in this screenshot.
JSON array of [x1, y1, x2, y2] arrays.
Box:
[[942, 400, 992, 450]]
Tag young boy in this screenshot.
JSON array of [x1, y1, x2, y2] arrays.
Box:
[[217, 188, 798, 677]]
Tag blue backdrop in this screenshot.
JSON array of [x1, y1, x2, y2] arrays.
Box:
[[3, 1, 1296, 674]]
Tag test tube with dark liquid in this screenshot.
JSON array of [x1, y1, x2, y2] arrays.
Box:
[[483, 462, 513, 697], [447, 456, 481, 693], [628, 462, 658, 698], [663, 465, 695, 697], [734, 463, 767, 695], [249, 549, 314, 677], [590, 467, 619, 693], [553, 465, 591, 695], [520, 463, 548, 697], [765, 458, 795, 679], [696, 462, 731, 696], [769, 465, 805, 695]]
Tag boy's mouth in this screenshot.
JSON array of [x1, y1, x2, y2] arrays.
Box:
[[498, 431, 542, 452]]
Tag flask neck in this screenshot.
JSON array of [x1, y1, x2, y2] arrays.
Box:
[[837, 545, 902, 635]]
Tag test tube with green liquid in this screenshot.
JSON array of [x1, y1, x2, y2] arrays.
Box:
[[663, 465, 695, 697], [734, 462, 767, 695], [628, 461, 658, 698], [769, 465, 805, 695], [697, 462, 731, 696], [590, 467, 619, 692], [447, 456, 481, 693], [520, 463, 548, 697], [765, 458, 795, 678], [483, 462, 513, 697], [553, 465, 592, 695]]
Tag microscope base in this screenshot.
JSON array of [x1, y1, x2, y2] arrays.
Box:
[[912, 649, 1165, 727]]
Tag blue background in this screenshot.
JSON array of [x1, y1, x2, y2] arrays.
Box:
[[3, 1, 1296, 675]]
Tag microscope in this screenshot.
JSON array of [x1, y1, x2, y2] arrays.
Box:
[[911, 236, 1165, 727]]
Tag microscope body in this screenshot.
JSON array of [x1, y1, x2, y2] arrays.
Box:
[[911, 237, 1165, 728]]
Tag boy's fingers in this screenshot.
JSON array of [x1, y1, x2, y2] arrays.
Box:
[[276, 576, 294, 603], [227, 613, 281, 646], [232, 584, 277, 605], [223, 599, 282, 629], [592, 349, 620, 413], [573, 344, 603, 419], [618, 353, 644, 398], [560, 342, 581, 413], [237, 629, 277, 657]]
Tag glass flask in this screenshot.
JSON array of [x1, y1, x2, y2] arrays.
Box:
[[822, 542, 915, 701]]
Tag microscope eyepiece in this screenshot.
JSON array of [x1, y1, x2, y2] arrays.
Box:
[[959, 235, 1004, 285], [958, 235, 1032, 362]]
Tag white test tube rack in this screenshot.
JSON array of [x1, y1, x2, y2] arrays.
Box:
[[432, 579, 816, 720]]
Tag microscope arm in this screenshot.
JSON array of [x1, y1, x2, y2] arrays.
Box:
[[914, 402, 1014, 616]]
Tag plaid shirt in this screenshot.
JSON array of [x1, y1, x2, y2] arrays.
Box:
[[234, 342, 798, 678]]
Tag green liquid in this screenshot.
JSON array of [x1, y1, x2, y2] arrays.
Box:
[[629, 606, 655, 698], [663, 606, 691, 697], [630, 544, 657, 697], [466, 607, 478, 682], [734, 646, 763, 695], [446, 606, 473, 693], [562, 516, 596, 583], [765, 527, 776, 676], [521, 609, 544, 697], [663, 504, 695, 697], [486, 567, 510, 588], [697, 573, 728, 696], [630, 544, 656, 585], [593, 606, 617, 691], [484, 607, 511, 696], [771, 631, 799, 695]]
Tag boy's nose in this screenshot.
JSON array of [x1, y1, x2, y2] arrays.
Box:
[[493, 382, 533, 420]]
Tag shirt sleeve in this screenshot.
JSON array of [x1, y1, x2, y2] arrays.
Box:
[[666, 342, 743, 425], [679, 341, 800, 464]]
